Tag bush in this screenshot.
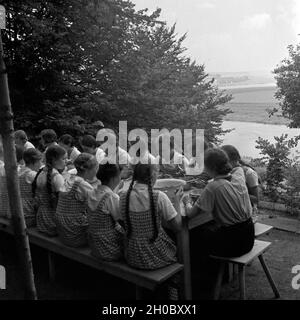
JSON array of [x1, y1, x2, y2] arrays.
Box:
[[282, 155, 300, 215], [255, 134, 298, 202]]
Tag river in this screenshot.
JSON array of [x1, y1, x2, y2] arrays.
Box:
[[221, 121, 300, 159]]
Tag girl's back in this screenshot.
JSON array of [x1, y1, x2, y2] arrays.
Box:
[[55, 176, 90, 247], [19, 167, 37, 227], [35, 168, 64, 236], [120, 184, 177, 270], [87, 185, 123, 261], [0, 164, 23, 219]]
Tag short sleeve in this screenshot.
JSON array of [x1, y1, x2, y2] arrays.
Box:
[[25, 141, 35, 150], [70, 147, 81, 163], [245, 169, 259, 188], [157, 191, 178, 222], [52, 174, 65, 192], [25, 171, 37, 184], [105, 193, 121, 221], [195, 187, 215, 213], [76, 180, 94, 201], [96, 148, 106, 164]]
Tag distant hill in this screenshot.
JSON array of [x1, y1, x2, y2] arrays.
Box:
[[209, 70, 276, 89]]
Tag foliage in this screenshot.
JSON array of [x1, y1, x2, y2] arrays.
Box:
[[255, 134, 299, 201], [273, 44, 300, 128], [1, 0, 231, 142], [282, 156, 300, 215]]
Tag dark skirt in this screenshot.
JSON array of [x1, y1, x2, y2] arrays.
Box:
[[190, 218, 255, 266], [190, 218, 255, 298]]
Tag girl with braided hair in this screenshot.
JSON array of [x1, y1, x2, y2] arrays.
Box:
[[18, 148, 43, 227], [32, 145, 67, 236], [87, 163, 124, 261], [55, 153, 99, 247], [119, 163, 182, 270]]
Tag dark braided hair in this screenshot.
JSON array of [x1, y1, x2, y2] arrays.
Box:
[[32, 145, 66, 208], [32, 167, 44, 198], [125, 175, 135, 240], [146, 166, 158, 243], [125, 164, 158, 243]]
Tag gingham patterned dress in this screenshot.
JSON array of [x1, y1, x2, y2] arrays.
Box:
[[55, 180, 88, 247], [119, 190, 177, 270], [35, 172, 60, 236], [87, 192, 123, 261], [19, 169, 37, 227], [0, 175, 10, 219]]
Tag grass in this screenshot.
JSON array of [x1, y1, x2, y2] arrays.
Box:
[[220, 86, 288, 125], [222, 103, 288, 125]]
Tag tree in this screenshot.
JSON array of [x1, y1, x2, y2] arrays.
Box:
[[1, 0, 231, 142], [273, 44, 300, 127], [0, 10, 37, 299]]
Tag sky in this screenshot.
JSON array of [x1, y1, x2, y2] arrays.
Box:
[[133, 0, 300, 73]]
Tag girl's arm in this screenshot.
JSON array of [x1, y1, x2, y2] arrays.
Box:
[[182, 197, 203, 219], [248, 186, 259, 204], [182, 187, 213, 220], [166, 212, 182, 233], [159, 192, 182, 233]]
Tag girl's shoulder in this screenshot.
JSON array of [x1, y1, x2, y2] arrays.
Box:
[[19, 168, 37, 183], [88, 186, 117, 211]]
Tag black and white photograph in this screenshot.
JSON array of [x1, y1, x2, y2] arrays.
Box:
[[0, 0, 299, 309]]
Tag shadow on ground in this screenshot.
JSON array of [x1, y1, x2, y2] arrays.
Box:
[[0, 229, 299, 300]]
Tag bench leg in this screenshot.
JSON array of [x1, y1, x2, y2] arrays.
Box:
[[48, 252, 56, 281], [238, 265, 246, 300], [258, 255, 280, 298], [213, 262, 225, 300], [226, 263, 234, 283], [176, 219, 192, 300]]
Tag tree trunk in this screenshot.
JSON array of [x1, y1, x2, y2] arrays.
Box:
[[0, 32, 37, 299]]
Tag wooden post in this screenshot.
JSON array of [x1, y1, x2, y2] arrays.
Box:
[[0, 6, 37, 300]]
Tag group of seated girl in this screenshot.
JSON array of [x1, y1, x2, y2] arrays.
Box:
[[0, 129, 259, 297], [0, 133, 183, 274]]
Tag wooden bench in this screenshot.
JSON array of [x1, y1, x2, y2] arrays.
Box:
[[0, 217, 184, 299], [211, 240, 280, 300], [255, 222, 273, 238]]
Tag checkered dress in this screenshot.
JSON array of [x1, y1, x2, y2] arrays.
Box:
[[119, 191, 177, 270], [35, 177, 58, 237], [0, 175, 10, 219], [55, 180, 88, 247], [19, 171, 37, 227], [87, 192, 123, 261]]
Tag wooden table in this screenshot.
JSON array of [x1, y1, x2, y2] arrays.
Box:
[[119, 179, 214, 299]]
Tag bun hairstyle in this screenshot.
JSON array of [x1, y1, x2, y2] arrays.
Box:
[[40, 129, 57, 144], [221, 144, 257, 173], [59, 134, 75, 147], [97, 163, 120, 185], [221, 145, 241, 162], [14, 130, 28, 142], [125, 163, 158, 243], [80, 135, 97, 149], [32, 145, 66, 208], [204, 148, 232, 176], [23, 148, 42, 166], [74, 153, 97, 175]]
